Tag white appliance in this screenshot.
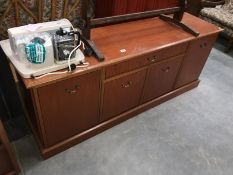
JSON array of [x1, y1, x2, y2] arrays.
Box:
[[4, 19, 85, 78], [8, 19, 71, 56]]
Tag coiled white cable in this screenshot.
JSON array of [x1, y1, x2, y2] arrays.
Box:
[[68, 41, 81, 72]]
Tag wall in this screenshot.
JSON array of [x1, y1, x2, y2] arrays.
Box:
[[95, 0, 179, 18]]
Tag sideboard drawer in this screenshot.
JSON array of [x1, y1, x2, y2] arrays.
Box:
[[105, 53, 151, 79], [38, 70, 101, 146], [105, 42, 188, 79], [102, 68, 147, 121], [156, 42, 188, 62]]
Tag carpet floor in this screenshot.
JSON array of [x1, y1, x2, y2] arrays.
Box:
[[13, 39, 233, 175]]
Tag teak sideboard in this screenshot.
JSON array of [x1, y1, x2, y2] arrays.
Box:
[[11, 13, 221, 158]]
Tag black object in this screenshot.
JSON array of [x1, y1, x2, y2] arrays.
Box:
[[31, 37, 46, 44], [80, 35, 105, 62], [53, 28, 79, 61], [0, 87, 10, 121], [54, 36, 76, 61], [0, 45, 30, 141], [55, 27, 105, 62], [0, 46, 23, 121], [69, 64, 77, 71], [56, 28, 68, 36], [84, 47, 93, 56], [56, 28, 81, 44]]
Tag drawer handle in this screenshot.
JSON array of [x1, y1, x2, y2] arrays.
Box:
[[121, 81, 132, 88], [162, 67, 170, 73], [65, 85, 79, 94], [148, 56, 157, 63], [200, 42, 207, 48]]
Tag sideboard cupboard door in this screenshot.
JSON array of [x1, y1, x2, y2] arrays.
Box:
[[174, 34, 218, 88], [102, 69, 147, 121], [141, 55, 183, 103], [37, 70, 101, 147]]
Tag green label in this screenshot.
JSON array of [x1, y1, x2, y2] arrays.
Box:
[[25, 43, 46, 64]]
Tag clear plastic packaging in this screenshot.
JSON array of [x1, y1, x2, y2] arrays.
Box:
[[11, 32, 55, 69]]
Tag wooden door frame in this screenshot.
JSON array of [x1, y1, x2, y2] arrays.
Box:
[[0, 120, 20, 174]]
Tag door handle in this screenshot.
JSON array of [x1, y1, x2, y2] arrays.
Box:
[[200, 42, 207, 48], [65, 85, 79, 94], [162, 67, 170, 73], [121, 81, 132, 88], [147, 56, 157, 63]]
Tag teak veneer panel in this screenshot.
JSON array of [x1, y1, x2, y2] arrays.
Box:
[[102, 68, 147, 121], [37, 70, 101, 147], [175, 34, 219, 88], [142, 55, 183, 103]]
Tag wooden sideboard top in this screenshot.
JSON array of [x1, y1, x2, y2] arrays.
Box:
[[21, 13, 221, 89]]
